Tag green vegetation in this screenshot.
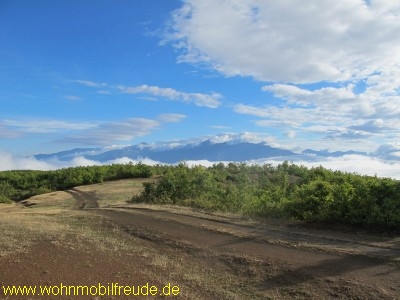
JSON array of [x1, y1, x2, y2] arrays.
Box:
[[1, 161, 399, 232], [131, 162, 400, 232], [0, 163, 152, 203]]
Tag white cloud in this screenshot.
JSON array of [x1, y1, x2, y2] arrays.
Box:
[[72, 80, 108, 88], [103, 157, 162, 166], [167, 0, 400, 84], [0, 152, 162, 171], [2, 134, 399, 179], [0, 124, 22, 138], [97, 90, 111, 95], [66, 156, 162, 167], [183, 160, 221, 168], [234, 80, 400, 151], [166, 1, 400, 152], [2, 151, 398, 179], [1, 114, 186, 147], [286, 131, 297, 139], [206, 132, 278, 146], [262, 84, 356, 106], [251, 155, 400, 179], [157, 113, 187, 123], [1, 119, 97, 134], [118, 84, 222, 108], [72, 79, 222, 108], [0, 152, 57, 171], [208, 125, 231, 129], [60, 114, 188, 146], [64, 95, 81, 101], [62, 118, 161, 145]]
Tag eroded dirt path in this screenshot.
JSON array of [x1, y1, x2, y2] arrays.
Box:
[[106, 206, 400, 261], [67, 188, 99, 209], [95, 206, 400, 299]]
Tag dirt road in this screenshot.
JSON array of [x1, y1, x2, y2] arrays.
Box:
[[95, 206, 400, 299]]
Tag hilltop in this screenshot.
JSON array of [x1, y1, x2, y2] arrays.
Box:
[[1, 178, 400, 299]]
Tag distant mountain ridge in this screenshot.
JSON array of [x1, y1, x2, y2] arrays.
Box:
[[34, 136, 398, 164], [85, 140, 296, 163], [35, 140, 297, 163], [35, 147, 101, 161]]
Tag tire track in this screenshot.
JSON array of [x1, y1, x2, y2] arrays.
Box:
[[66, 188, 99, 209]]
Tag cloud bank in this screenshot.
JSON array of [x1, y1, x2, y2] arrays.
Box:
[[1, 151, 399, 179], [0, 152, 162, 172]]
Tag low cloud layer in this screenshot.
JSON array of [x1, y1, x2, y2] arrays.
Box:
[[0, 152, 162, 171], [253, 155, 400, 179], [1, 151, 399, 180]]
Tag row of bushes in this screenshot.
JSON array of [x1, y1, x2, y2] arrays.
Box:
[[0, 163, 152, 203], [131, 162, 400, 232]]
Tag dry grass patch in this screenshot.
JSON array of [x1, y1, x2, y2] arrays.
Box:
[[0, 180, 147, 258], [0, 203, 71, 257]]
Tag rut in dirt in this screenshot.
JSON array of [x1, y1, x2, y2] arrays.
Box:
[[100, 206, 400, 261], [94, 208, 400, 289], [66, 188, 99, 209]]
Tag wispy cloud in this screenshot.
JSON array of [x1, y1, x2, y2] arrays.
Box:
[[0, 114, 186, 146], [158, 113, 186, 123], [57, 114, 187, 146], [64, 95, 81, 101], [1, 119, 97, 134], [72, 79, 222, 108], [71, 80, 108, 88], [0, 124, 22, 138], [208, 125, 231, 129], [61, 118, 161, 145], [117, 84, 222, 108], [97, 90, 111, 95]]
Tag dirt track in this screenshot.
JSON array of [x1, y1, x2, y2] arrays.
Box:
[[95, 207, 400, 298], [1, 180, 400, 299]]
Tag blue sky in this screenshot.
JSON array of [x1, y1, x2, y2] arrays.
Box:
[[1, 0, 400, 164]]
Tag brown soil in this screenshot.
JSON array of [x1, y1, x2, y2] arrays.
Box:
[[1, 179, 400, 299]]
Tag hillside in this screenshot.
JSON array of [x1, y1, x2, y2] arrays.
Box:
[[1, 179, 400, 299]]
